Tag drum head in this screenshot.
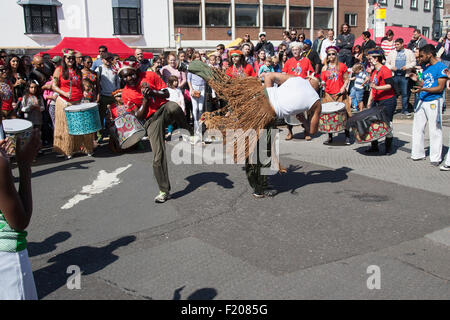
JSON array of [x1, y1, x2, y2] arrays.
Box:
[[321, 102, 346, 113], [284, 115, 301, 126], [2, 119, 33, 134], [121, 130, 145, 149], [65, 103, 98, 112]]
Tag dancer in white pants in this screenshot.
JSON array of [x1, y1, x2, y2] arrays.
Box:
[[442, 135, 450, 171], [410, 44, 448, 165]]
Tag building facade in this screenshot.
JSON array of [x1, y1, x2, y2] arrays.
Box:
[[369, 0, 444, 40], [442, 0, 449, 34], [0, 0, 366, 53]]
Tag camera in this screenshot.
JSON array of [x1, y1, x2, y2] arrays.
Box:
[[177, 61, 188, 72]]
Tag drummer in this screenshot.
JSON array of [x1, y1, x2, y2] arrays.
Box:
[[365, 49, 396, 154], [119, 61, 192, 203], [52, 49, 94, 159], [320, 46, 352, 145]]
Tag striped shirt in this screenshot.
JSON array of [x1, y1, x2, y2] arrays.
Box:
[[381, 40, 395, 57], [354, 71, 368, 90]]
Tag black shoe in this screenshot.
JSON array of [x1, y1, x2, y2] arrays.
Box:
[[323, 138, 333, 145], [384, 137, 393, 155], [345, 138, 351, 145]]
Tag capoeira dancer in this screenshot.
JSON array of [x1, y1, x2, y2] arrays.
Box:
[[410, 44, 448, 166], [189, 61, 322, 198], [119, 61, 192, 203]]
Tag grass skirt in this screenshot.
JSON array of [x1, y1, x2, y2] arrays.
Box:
[[53, 97, 94, 157]]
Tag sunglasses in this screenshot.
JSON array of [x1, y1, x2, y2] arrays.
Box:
[[327, 53, 337, 56], [0, 56, 6, 59], [0, 69, 6, 73], [66, 56, 76, 60]]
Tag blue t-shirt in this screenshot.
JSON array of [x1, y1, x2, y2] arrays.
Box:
[[419, 61, 448, 102]]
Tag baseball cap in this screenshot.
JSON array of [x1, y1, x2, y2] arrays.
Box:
[[258, 32, 266, 37], [51, 55, 62, 63], [303, 39, 312, 47]]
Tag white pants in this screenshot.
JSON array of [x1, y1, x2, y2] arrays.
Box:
[[444, 134, 450, 167], [191, 85, 205, 137], [0, 249, 37, 300], [411, 98, 443, 162]]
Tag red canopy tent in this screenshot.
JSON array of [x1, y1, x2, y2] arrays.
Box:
[[354, 26, 437, 47], [40, 37, 153, 60]]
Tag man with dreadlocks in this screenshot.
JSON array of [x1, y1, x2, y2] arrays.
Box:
[[189, 61, 322, 198]]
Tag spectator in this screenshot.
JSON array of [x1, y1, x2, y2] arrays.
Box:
[[81, 56, 99, 103], [150, 55, 163, 77], [167, 75, 185, 114], [407, 29, 427, 52], [352, 45, 363, 65], [280, 30, 291, 50], [361, 31, 377, 55], [336, 23, 355, 68], [253, 50, 266, 75], [410, 44, 447, 166], [6, 55, 27, 102], [111, 54, 121, 74], [289, 29, 298, 42], [135, 48, 151, 72], [278, 43, 287, 54], [381, 29, 395, 57], [348, 63, 369, 111], [312, 29, 325, 55], [199, 49, 207, 63], [271, 55, 282, 72], [216, 44, 228, 69], [320, 46, 352, 145], [42, 53, 55, 77], [320, 29, 336, 63], [385, 38, 416, 115], [278, 50, 288, 70], [0, 50, 7, 66], [241, 33, 255, 57], [226, 50, 256, 78], [0, 64, 17, 119], [0, 127, 41, 300], [95, 52, 121, 141], [186, 47, 195, 63], [298, 32, 306, 45], [91, 45, 107, 71], [187, 52, 206, 143], [29, 55, 50, 89], [255, 32, 275, 57], [21, 81, 45, 129], [75, 51, 83, 70], [258, 56, 275, 81], [436, 30, 450, 68], [21, 56, 32, 78], [161, 53, 187, 89], [241, 43, 256, 67], [302, 39, 321, 76]]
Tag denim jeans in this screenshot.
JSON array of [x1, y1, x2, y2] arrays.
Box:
[[393, 75, 409, 113]]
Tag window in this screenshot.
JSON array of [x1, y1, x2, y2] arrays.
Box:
[[378, 0, 387, 5], [314, 8, 333, 29], [205, 3, 230, 27], [410, 0, 418, 10], [23, 5, 58, 34], [345, 13, 357, 27], [290, 7, 310, 28], [263, 5, 285, 28], [436, 0, 443, 8], [424, 0, 431, 11], [235, 4, 259, 27], [112, 0, 141, 35], [174, 3, 200, 26], [394, 0, 403, 8], [422, 27, 429, 38]]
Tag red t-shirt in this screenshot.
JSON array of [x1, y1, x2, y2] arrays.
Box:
[[320, 63, 348, 95], [58, 66, 83, 102], [226, 64, 256, 78], [122, 71, 168, 119], [370, 65, 395, 101], [0, 81, 14, 111], [282, 57, 314, 79]]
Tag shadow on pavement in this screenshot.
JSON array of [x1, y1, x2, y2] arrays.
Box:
[[28, 231, 71, 258], [272, 165, 352, 195], [172, 286, 218, 300], [354, 137, 409, 156], [33, 235, 136, 299], [171, 172, 234, 199]]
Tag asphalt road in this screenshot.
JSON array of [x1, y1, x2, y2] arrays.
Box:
[[15, 122, 450, 300]]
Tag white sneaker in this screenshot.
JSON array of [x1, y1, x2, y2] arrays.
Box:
[[155, 191, 170, 203], [440, 165, 450, 171]]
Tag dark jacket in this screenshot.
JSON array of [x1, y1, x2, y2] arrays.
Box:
[[407, 37, 427, 51], [255, 41, 275, 57], [336, 33, 355, 56], [436, 41, 450, 62], [361, 39, 376, 53]]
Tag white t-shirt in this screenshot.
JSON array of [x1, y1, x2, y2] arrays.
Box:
[[320, 38, 336, 61], [167, 87, 185, 113], [266, 76, 320, 118]]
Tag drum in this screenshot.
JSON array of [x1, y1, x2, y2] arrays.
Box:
[[114, 113, 145, 149], [319, 102, 347, 133], [347, 107, 392, 143], [2, 119, 33, 154], [65, 103, 101, 135]]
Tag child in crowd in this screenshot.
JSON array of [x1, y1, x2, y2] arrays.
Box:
[[258, 56, 275, 82], [349, 63, 369, 111], [166, 75, 186, 140], [81, 78, 96, 103], [43, 78, 58, 126], [21, 81, 45, 129]]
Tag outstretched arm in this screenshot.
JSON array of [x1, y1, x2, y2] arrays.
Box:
[[262, 72, 295, 88]]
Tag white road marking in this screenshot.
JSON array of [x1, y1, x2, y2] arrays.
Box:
[[398, 131, 413, 137], [61, 164, 132, 210]]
